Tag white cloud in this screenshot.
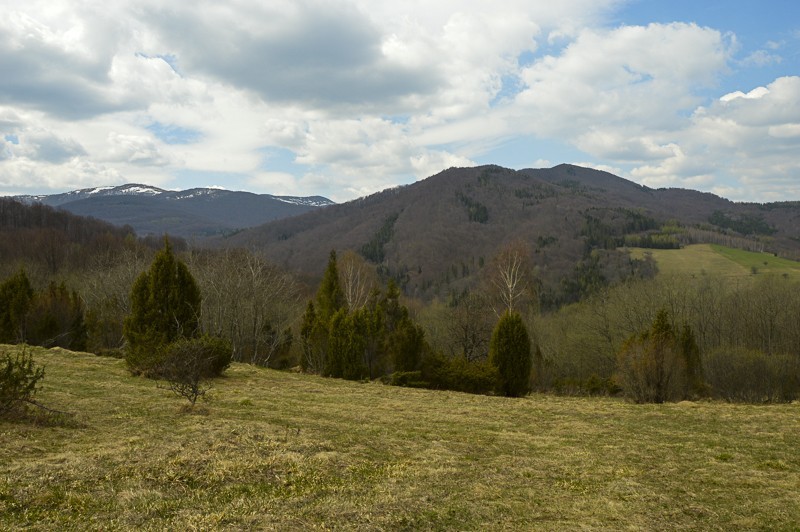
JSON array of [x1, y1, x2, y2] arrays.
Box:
[[720, 86, 769, 102], [623, 76, 800, 199], [0, 0, 797, 204], [106, 132, 169, 166], [740, 49, 782, 67], [515, 23, 733, 135], [769, 124, 800, 138]]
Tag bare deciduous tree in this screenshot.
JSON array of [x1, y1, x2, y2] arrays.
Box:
[[188, 248, 299, 367], [338, 250, 376, 311], [486, 241, 536, 317], [444, 293, 494, 361]]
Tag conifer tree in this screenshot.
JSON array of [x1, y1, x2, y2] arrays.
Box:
[[358, 290, 386, 378], [300, 251, 345, 374], [316, 250, 345, 322], [489, 311, 532, 397], [123, 238, 201, 375], [0, 269, 34, 344], [325, 309, 367, 380], [300, 300, 323, 373], [389, 318, 425, 373], [374, 279, 424, 373], [25, 282, 87, 351]]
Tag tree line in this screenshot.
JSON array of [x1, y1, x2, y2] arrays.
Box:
[[2, 194, 799, 404]]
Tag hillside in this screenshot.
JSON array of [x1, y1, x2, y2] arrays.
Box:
[[15, 184, 334, 239], [2, 345, 799, 529], [0, 197, 138, 276], [220, 164, 800, 303], [631, 244, 800, 280]]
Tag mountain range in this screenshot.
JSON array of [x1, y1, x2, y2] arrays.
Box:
[[217, 164, 800, 304], [12, 164, 800, 305], [14, 184, 334, 239]]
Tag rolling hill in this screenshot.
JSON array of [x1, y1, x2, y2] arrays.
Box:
[[219, 164, 800, 303]]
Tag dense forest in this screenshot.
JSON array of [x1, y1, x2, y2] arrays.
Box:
[[2, 191, 799, 406]]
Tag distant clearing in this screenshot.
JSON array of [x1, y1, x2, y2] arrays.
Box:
[[629, 243, 800, 279], [2, 346, 798, 530]]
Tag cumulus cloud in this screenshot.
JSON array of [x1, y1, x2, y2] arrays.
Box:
[[0, 0, 798, 202], [515, 23, 733, 135], [140, 0, 441, 110], [625, 76, 800, 200], [20, 130, 87, 163], [106, 132, 170, 166]]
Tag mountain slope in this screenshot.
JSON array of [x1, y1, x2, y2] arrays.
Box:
[[15, 184, 334, 238], [220, 164, 800, 303], [0, 197, 137, 275]]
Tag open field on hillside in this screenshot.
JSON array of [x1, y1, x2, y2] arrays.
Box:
[[629, 243, 800, 280], [2, 346, 799, 530]]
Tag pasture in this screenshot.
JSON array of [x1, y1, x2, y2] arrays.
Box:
[[2, 346, 798, 530]]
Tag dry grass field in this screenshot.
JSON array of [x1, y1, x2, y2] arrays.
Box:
[[2, 345, 799, 530]]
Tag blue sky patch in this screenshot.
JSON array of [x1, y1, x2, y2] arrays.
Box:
[[147, 122, 202, 145]]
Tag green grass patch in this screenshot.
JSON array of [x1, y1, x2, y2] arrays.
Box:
[[630, 244, 800, 280], [2, 345, 799, 529], [709, 244, 800, 276]]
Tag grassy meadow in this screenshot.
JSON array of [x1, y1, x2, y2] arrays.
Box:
[[630, 243, 800, 280], [2, 345, 799, 530]]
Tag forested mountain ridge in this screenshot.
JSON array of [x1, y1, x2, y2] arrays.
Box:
[[0, 197, 138, 277], [14, 184, 334, 239], [220, 164, 800, 305]]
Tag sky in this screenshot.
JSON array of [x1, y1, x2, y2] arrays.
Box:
[[0, 0, 798, 203]]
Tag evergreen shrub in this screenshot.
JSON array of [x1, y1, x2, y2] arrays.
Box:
[[489, 311, 532, 397], [0, 348, 45, 416]]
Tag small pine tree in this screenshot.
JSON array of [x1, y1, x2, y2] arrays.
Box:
[[300, 251, 346, 374], [123, 238, 202, 376], [0, 347, 45, 416], [489, 311, 532, 397], [0, 270, 34, 344], [324, 308, 348, 378], [357, 293, 386, 379], [316, 250, 345, 322], [389, 318, 425, 373], [25, 282, 87, 351], [300, 300, 321, 372]]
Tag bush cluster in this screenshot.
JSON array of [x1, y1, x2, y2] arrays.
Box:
[[158, 335, 233, 406], [418, 351, 499, 394], [0, 271, 86, 351], [704, 347, 800, 403]]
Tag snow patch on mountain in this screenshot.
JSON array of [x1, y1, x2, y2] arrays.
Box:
[[14, 184, 333, 208], [275, 196, 334, 207]]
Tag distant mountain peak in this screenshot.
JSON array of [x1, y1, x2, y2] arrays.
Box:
[[110, 184, 166, 196], [275, 195, 335, 207], [12, 183, 334, 238]]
